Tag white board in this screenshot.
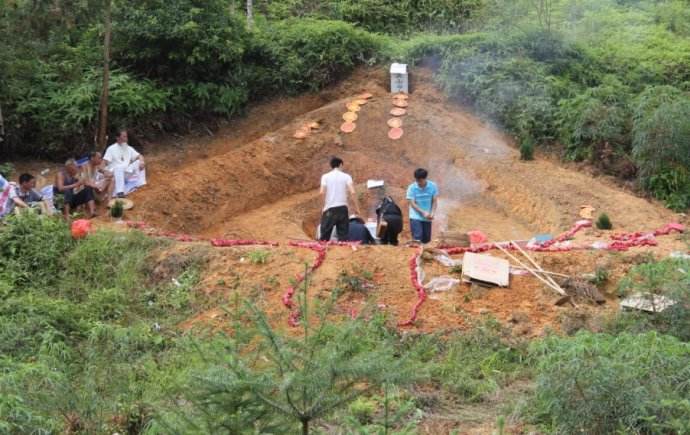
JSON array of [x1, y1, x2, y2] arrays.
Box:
[[461, 252, 510, 287]]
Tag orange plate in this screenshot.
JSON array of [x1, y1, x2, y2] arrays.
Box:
[[388, 127, 403, 140], [393, 93, 409, 100], [392, 100, 409, 108], [387, 118, 403, 128], [342, 112, 358, 122], [390, 108, 407, 116], [346, 103, 361, 112], [340, 122, 357, 133]]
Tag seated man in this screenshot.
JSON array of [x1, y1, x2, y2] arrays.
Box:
[[103, 129, 146, 198], [346, 215, 375, 245], [376, 196, 403, 246], [54, 159, 96, 218], [81, 151, 113, 203], [6, 173, 51, 216]]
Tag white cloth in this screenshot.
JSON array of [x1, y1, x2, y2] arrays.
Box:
[[104, 142, 141, 169], [320, 169, 353, 211], [112, 162, 146, 196]]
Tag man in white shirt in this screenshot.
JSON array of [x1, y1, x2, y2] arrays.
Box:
[[319, 156, 360, 241], [103, 129, 146, 198]]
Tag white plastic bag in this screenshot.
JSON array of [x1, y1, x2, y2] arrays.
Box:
[[424, 276, 461, 292]]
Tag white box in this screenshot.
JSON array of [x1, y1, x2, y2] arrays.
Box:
[[390, 63, 408, 94]]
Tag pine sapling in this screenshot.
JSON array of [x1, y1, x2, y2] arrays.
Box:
[[596, 213, 612, 230]]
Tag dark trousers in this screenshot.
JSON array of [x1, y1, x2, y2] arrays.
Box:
[[320, 206, 349, 241], [64, 186, 95, 208], [410, 219, 432, 243], [380, 215, 403, 246]]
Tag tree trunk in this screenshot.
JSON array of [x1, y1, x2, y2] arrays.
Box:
[[0, 102, 5, 139], [97, 0, 112, 150], [301, 418, 309, 435], [246, 0, 253, 30]]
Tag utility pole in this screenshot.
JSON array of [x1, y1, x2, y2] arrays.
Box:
[[97, 0, 112, 150]]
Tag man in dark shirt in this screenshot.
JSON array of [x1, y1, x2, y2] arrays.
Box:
[[346, 215, 375, 245]]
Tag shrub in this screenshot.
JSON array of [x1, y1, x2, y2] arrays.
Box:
[[632, 86, 690, 210], [595, 212, 612, 230], [529, 331, 690, 434], [519, 136, 535, 160], [557, 76, 632, 162], [249, 19, 382, 97], [0, 213, 72, 289]]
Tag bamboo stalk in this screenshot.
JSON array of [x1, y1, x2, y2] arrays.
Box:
[[496, 244, 567, 296], [511, 266, 571, 279], [510, 240, 565, 292]]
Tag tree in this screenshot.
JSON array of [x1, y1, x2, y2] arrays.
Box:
[[97, 0, 112, 150], [183, 270, 420, 434], [246, 0, 253, 30]]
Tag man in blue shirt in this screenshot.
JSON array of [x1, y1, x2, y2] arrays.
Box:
[[406, 168, 438, 244]]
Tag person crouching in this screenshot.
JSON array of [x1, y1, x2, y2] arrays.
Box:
[[54, 159, 96, 218]]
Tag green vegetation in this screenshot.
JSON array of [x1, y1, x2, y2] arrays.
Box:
[[110, 199, 124, 218], [2, 213, 689, 433], [595, 212, 613, 230], [529, 331, 690, 434], [247, 248, 270, 264]]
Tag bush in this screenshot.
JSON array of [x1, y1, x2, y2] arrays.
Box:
[[529, 331, 690, 434], [557, 76, 632, 162], [520, 136, 535, 160], [595, 212, 612, 230], [249, 19, 382, 96], [632, 86, 690, 210], [0, 213, 72, 289]]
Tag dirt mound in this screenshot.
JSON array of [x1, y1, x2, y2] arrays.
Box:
[[82, 66, 689, 334]]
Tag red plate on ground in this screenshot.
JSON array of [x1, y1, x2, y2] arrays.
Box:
[[340, 122, 357, 133], [393, 100, 409, 108], [388, 127, 403, 140], [387, 118, 403, 128], [390, 108, 407, 116]]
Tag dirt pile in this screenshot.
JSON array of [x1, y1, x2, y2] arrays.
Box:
[[94, 67, 690, 334]]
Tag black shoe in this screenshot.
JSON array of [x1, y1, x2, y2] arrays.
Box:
[[116, 192, 125, 199]]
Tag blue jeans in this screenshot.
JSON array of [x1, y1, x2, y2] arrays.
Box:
[[410, 219, 432, 243]]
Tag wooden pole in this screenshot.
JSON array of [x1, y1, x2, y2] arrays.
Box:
[[496, 244, 567, 297], [246, 0, 253, 30], [510, 241, 565, 292], [96, 0, 112, 150]]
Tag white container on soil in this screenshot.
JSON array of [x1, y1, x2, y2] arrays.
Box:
[[390, 63, 409, 94]]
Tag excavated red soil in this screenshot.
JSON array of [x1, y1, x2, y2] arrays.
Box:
[[15, 66, 687, 335]]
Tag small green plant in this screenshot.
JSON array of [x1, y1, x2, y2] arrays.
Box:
[[110, 200, 124, 219], [519, 136, 535, 161], [591, 266, 609, 287], [595, 213, 613, 230], [337, 268, 374, 293], [247, 249, 270, 265], [349, 397, 377, 424]]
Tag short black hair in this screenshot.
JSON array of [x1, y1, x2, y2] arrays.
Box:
[[330, 157, 343, 168], [414, 168, 428, 180], [18, 173, 34, 184]]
